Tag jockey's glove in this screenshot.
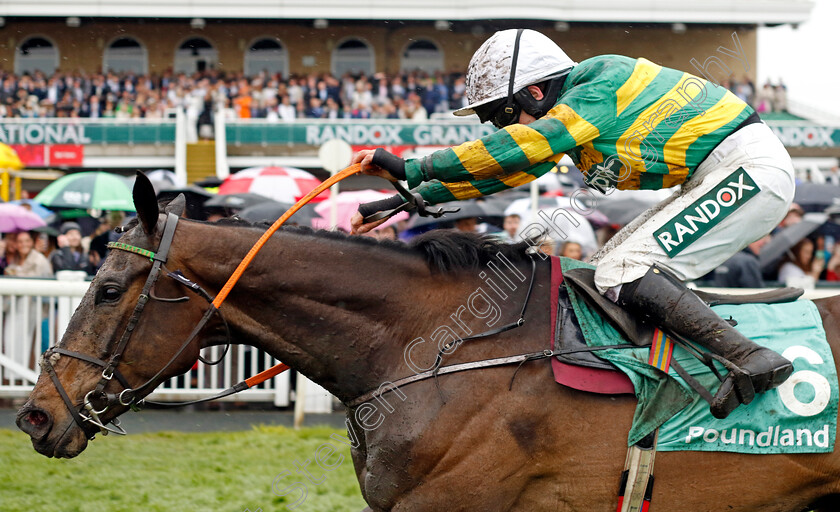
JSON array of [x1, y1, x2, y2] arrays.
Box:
[[358, 194, 405, 218], [371, 148, 406, 181]]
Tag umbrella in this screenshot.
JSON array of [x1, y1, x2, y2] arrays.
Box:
[[156, 185, 215, 220], [504, 196, 568, 219], [0, 143, 23, 169], [595, 197, 658, 227], [407, 200, 504, 230], [758, 213, 828, 273], [311, 190, 409, 232], [237, 201, 317, 227], [34, 172, 135, 211], [475, 196, 512, 217], [505, 195, 611, 229], [205, 192, 273, 210], [143, 169, 184, 194], [0, 204, 47, 232], [793, 183, 840, 212], [514, 206, 598, 256], [9, 199, 54, 220], [219, 166, 327, 203]]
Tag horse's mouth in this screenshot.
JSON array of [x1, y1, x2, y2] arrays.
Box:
[[31, 420, 90, 459]]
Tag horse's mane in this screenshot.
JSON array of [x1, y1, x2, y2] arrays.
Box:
[[213, 218, 534, 273], [122, 215, 533, 273]]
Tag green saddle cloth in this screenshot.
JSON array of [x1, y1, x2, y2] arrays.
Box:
[[560, 257, 838, 454]]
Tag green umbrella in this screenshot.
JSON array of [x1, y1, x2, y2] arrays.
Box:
[[34, 172, 136, 212]]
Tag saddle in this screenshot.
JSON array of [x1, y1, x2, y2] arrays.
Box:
[[553, 264, 803, 394]]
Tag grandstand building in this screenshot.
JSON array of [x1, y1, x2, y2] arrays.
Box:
[[0, 1, 830, 191], [3, 2, 815, 79]]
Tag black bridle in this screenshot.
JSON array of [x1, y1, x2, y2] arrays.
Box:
[[39, 212, 547, 436], [40, 213, 229, 438]]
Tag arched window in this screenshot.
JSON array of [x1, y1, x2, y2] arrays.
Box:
[[103, 37, 148, 74], [15, 36, 59, 75], [331, 38, 374, 77], [174, 37, 218, 74], [244, 38, 288, 78], [400, 39, 444, 73]]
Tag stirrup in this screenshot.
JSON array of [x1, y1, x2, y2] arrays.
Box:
[[709, 355, 793, 419], [710, 370, 755, 419]]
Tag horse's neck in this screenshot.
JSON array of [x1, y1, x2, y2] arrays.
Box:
[[179, 224, 455, 401]]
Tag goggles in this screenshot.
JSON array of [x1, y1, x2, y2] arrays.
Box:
[[474, 98, 521, 129]]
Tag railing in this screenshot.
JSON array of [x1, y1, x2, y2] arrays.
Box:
[[0, 276, 333, 412]]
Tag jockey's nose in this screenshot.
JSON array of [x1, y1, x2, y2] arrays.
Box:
[[16, 405, 53, 441]]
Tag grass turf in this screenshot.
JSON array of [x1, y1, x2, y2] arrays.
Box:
[[0, 425, 367, 512]]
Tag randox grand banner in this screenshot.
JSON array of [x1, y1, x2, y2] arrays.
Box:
[[0, 120, 837, 148], [225, 121, 498, 146]]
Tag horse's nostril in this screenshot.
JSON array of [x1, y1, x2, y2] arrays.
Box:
[[16, 406, 53, 438], [26, 410, 49, 427]]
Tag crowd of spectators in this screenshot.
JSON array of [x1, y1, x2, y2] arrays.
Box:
[[0, 67, 791, 124], [0, 211, 124, 278], [722, 76, 789, 114], [0, 68, 470, 123]]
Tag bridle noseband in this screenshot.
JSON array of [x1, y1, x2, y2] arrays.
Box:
[[41, 213, 227, 438]]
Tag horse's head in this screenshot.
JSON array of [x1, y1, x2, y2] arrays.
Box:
[[17, 172, 214, 458]]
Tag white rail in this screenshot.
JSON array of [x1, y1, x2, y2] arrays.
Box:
[[3, 277, 837, 411], [0, 276, 333, 412]]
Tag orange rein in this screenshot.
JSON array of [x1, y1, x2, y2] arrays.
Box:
[[212, 163, 361, 388]]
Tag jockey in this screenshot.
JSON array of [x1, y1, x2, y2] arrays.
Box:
[[350, 28, 794, 419]]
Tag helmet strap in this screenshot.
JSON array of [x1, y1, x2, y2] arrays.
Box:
[[495, 28, 525, 127]]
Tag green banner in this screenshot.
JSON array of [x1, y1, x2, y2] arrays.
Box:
[[0, 121, 176, 145], [225, 121, 498, 146], [770, 124, 840, 148], [1, 120, 837, 149]]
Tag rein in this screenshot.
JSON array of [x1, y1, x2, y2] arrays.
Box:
[[41, 166, 357, 438], [41, 163, 542, 438]]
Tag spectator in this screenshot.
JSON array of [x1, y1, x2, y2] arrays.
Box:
[[557, 241, 583, 260], [779, 203, 805, 229], [277, 95, 296, 120], [0, 233, 17, 275], [755, 81, 775, 113], [3, 231, 52, 278], [496, 213, 520, 242], [825, 243, 840, 281], [774, 82, 788, 112], [777, 237, 823, 286], [454, 217, 478, 233], [50, 222, 96, 275], [712, 236, 768, 288]]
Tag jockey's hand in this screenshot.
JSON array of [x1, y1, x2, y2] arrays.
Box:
[[352, 148, 406, 183], [350, 211, 389, 234], [351, 193, 407, 235]]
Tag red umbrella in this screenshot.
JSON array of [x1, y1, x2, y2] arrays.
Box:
[[219, 166, 327, 203], [0, 204, 47, 233]]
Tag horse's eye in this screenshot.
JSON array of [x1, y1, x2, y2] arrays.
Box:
[[101, 287, 122, 303]]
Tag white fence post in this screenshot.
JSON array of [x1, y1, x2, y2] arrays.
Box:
[[214, 109, 230, 179]]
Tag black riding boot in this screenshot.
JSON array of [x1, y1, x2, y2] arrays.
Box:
[[617, 265, 793, 419]]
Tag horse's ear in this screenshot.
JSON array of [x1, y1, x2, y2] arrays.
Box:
[[164, 194, 186, 217], [133, 171, 159, 235]]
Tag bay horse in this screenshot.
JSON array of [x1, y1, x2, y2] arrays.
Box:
[[15, 175, 840, 511]]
